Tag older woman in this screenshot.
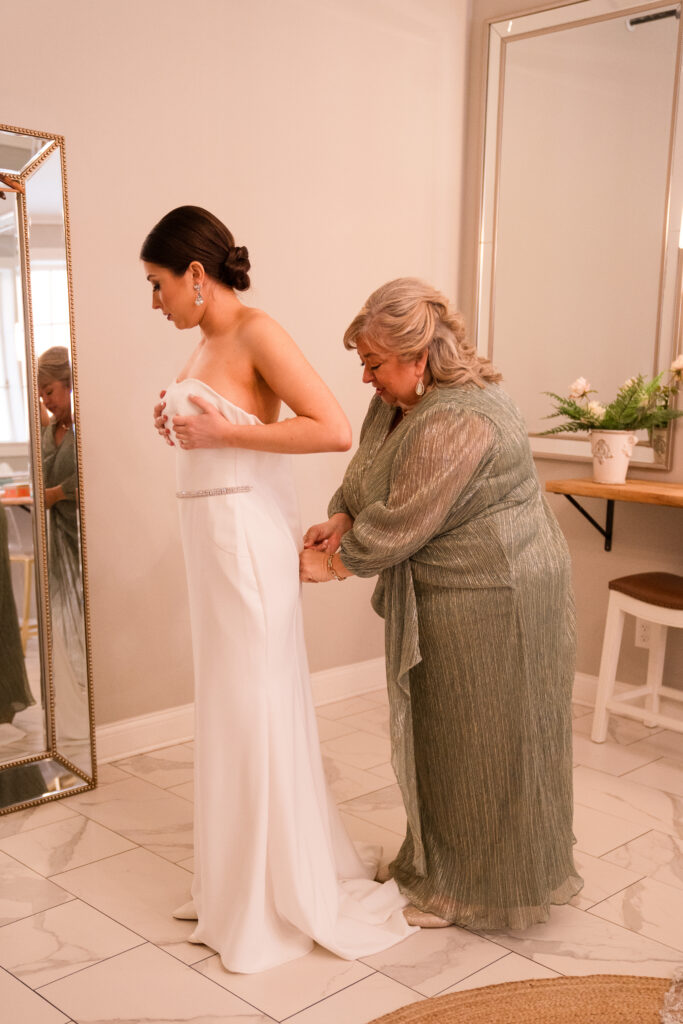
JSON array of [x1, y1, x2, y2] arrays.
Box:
[[301, 278, 582, 929]]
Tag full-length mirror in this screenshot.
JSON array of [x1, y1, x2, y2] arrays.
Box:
[[0, 124, 95, 812], [477, 0, 683, 466]]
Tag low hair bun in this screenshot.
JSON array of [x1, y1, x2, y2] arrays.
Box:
[[222, 244, 251, 291], [140, 206, 253, 293]]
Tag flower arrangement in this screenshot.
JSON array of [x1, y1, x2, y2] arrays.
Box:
[[542, 357, 683, 435]]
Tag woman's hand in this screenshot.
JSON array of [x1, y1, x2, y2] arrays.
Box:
[[44, 485, 65, 509], [153, 389, 173, 446], [299, 548, 332, 583], [303, 512, 353, 553], [172, 395, 233, 449]]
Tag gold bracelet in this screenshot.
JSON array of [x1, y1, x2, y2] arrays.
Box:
[[327, 553, 346, 582]]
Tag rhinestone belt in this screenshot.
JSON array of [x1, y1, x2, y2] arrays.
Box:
[[176, 485, 253, 499]]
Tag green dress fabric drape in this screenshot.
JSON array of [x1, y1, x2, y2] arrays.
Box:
[[0, 502, 34, 721], [329, 384, 582, 929], [41, 423, 79, 562], [41, 424, 87, 738]]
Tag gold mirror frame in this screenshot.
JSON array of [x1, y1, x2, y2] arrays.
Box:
[[475, 0, 683, 468], [0, 122, 96, 813]]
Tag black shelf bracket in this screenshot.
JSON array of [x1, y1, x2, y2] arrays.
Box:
[[562, 494, 615, 551]]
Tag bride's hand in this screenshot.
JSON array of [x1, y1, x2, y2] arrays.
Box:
[[303, 513, 353, 553], [299, 548, 331, 583], [172, 395, 233, 449], [153, 389, 173, 446]]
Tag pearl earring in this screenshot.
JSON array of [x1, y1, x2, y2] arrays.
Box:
[[194, 283, 204, 306], [415, 378, 425, 397]]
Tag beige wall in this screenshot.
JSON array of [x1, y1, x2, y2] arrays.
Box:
[[1, 0, 470, 724], [463, 0, 683, 687]]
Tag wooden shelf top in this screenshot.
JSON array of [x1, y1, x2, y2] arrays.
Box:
[[0, 495, 33, 507], [545, 478, 683, 508]]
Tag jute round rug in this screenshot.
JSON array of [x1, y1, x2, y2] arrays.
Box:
[[368, 974, 674, 1024]]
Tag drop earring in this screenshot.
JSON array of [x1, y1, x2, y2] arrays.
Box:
[[194, 283, 204, 306], [415, 377, 425, 397]]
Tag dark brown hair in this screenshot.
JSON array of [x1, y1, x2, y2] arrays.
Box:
[[140, 205, 251, 291]]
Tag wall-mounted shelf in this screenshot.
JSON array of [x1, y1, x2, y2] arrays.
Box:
[[545, 479, 683, 551]]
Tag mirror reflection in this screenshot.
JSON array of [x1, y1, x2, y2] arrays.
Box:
[[0, 187, 44, 762], [37, 346, 89, 756], [0, 124, 94, 807], [477, 1, 683, 465]]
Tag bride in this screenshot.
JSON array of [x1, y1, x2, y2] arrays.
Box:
[[141, 206, 415, 974]]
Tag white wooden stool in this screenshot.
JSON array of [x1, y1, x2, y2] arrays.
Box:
[[591, 572, 683, 742]]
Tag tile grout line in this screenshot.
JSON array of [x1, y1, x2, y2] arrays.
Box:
[[595, 826, 661, 860], [32, 937, 148, 992], [587, 871, 683, 914], [0, 831, 145, 883], [278, 970, 407, 1024], [364, 949, 511, 999], [191, 955, 379, 1022], [579, 875, 650, 911], [1, 962, 78, 1022]]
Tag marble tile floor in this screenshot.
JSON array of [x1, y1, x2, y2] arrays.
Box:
[[1, 692, 682, 1023]]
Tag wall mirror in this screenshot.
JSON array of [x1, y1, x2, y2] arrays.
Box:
[[0, 123, 95, 813], [477, 0, 683, 467]]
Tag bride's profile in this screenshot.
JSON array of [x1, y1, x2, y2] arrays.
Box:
[[141, 206, 415, 974]]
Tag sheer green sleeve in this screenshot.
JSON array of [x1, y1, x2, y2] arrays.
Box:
[[59, 471, 78, 501], [327, 485, 351, 518], [339, 407, 495, 577], [326, 396, 384, 519]]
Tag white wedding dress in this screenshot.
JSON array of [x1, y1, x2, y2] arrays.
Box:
[[164, 378, 415, 974]]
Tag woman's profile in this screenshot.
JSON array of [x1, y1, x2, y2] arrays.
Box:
[[141, 206, 414, 974]]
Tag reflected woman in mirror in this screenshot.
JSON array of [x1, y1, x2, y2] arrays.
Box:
[[142, 206, 415, 974], [0, 502, 35, 742], [38, 347, 87, 740]]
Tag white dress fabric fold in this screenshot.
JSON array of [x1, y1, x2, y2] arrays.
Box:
[[163, 378, 414, 974]]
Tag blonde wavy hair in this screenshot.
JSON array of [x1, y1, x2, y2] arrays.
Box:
[[38, 346, 72, 390], [343, 278, 501, 389]]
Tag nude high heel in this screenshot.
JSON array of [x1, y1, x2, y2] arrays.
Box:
[[403, 904, 451, 928]]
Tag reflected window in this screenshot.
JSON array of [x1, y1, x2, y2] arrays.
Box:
[[31, 262, 70, 356], [0, 198, 26, 445]]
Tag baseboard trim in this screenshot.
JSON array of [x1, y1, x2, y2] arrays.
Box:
[[573, 671, 598, 708], [96, 657, 387, 763], [96, 663, 602, 764], [96, 703, 195, 764], [311, 656, 386, 707]]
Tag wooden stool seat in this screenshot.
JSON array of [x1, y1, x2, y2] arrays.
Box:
[[592, 573, 683, 742], [609, 573, 683, 610]]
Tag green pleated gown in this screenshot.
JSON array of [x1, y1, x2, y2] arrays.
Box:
[[330, 383, 582, 929]]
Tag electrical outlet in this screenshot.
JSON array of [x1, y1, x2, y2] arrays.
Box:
[[635, 618, 651, 648]]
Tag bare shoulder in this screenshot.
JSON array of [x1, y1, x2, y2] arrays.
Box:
[[236, 307, 291, 347]]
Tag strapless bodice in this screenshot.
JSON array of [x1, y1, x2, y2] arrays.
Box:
[[163, 379, 300, 536]]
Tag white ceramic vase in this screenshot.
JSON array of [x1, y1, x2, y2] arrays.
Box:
[[589, 430, 638, 484]]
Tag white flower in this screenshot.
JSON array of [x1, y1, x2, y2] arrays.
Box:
[[569, 376, 590, 399], [671, 353, 683, 374], [588, 400, 606, 420], [623, 377, 636, 388]]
